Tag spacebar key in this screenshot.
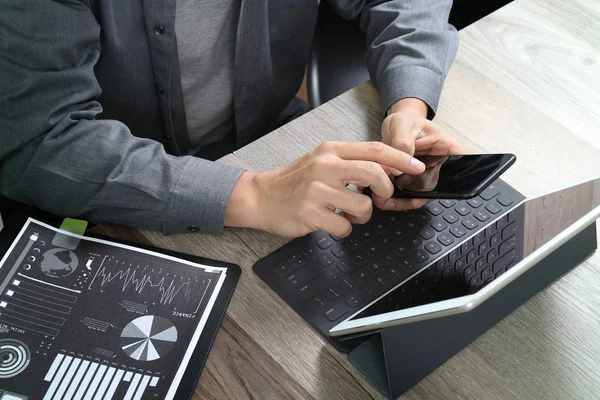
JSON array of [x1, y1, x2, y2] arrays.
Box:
[[324, 301, 350, 322]]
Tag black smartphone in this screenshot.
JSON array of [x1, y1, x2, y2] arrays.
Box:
[[392, 153, 516, 199]]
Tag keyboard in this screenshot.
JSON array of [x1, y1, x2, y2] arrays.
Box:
[[253, 180, 526, 351]]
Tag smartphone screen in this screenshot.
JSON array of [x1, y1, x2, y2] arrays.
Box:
[[393, 153, 516, 199]]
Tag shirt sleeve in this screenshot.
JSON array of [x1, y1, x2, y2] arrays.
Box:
[[328, 0, 459, 118], [0, 0, 244, 235]]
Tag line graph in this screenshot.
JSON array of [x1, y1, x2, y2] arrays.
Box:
[[87, 257, 213, 313]]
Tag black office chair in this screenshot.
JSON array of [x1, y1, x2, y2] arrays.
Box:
[[307, 0, 512, 107]]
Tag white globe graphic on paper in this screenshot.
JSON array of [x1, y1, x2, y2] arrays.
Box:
[[39, 248, 79, 278]]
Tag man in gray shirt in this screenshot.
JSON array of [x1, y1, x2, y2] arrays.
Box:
[[0, 0, 465, 238]]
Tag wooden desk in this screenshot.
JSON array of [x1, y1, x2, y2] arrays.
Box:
[[96, 0, 600, 398]]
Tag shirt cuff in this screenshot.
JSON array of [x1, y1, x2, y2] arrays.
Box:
[[379, 64, 444, 120], [163, 156, 245, 235]]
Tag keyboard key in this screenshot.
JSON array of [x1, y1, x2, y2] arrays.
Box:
[[286, 263, 320, 286], [466, 250, 476, 265], [406, 238, 423, 249], [373, 223, 386, 235], [299, 278, 330, 299], [391, 228, 407, 240], [436, 258, 450, 272], [486, 203, 502, 214], [440, 199, 456, 208], [443, 212, 460, 224], [367, 262, 384, 273], [330, 234, 343, 241], [448, 249, 459, 263], [380, 252, 399, 265], [427, 204, 444, 216], [288, 253, 301, 263], [490, 233, 500, 248], [496, 215, 508, 231], [475, 257, 485, 271], [406, 221, 420, 232], [337, 277, 357, 291], [507, 209, 517, 222], [462, 218, 479, 230], [495, 270, 506, 279], [364, 244, 380, 256], [431, 220, 448, 232], [474, 210, 491, 222], [400, 259, 416, 271], [484, 225, 494, 238], [473, 232, 484, 246], [461, 240, 474, 255], [302, 245, 319, 258], [353, 269, 370, 284], [385, 215, 400, 225], [350, 251, 367, 266], [464, 265, 476, 281], [480, 184, 500, 200], [499, 235, 517, 255], [481, 267, 493, 281], [443, 266, 455, 280], [501, 222, 517, 240], [478, 241, 489, 256], [438, 233, 455, 246], [455, 258, 466, 272], [455, 204, 471, 216], [330, 245, 346, 258], [467, 198, 483, 208], [316, 237, 334, 250], [487, 248, 498, 264], [359, 284, 375, 298], [419, 227, 436, 240], [328, 280, 355, 298], [346, 238, 360, 250], [360, 231, 375, 242], [378, 237, 393, 248], [393, 243, 409, 256], [450, 226, 467, 238], [273, 262, 299, 276], [469, 274, 483, 287], [373, 275, 391, 290], [497, 196, 514, 206], [345, 294, 363, 308], [337, 261, 353, 274], [323, 266, 342, 281], [324, 302, 350, 321], [412, 249, 430, 263], [318, 253, 335, 266], [387, 267, 402, 280], [493, 249, 517, 272], [311, 295, 329, 308], [425, 241, 443, 254]]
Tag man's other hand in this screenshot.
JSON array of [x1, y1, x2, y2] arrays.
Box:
[[224, 141, 427, 238]]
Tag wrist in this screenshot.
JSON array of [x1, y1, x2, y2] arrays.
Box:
[[387, 98, 428, 118], [224, 170, 262, 229]]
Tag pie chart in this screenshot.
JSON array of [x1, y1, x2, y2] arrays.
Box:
[[120, 316, 178, 361]]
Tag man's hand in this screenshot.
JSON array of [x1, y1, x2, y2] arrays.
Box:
[[378, 98, 469, 210], [224, 141, 426, 238]]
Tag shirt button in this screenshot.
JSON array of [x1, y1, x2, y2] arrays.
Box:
[[187, 225, 200, 233], [166, 135, 172, 140], [157, 86, 164, 94], [154, 25, 165, 35]]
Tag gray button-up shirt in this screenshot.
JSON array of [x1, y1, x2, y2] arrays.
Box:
[[0, 0, 458, 235]]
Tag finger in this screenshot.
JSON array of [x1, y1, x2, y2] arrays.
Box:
[[325, 187, 373, 224], [332, 160, 396, 201], [383, 114, 419, 155], [376, 197, 429, 211], [329, 141, 426, 175], [345, 212, 371, 225], [316, 210, 353, 238], [379, 164, 402, 176]]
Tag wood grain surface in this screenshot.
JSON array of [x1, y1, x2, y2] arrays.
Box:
[[95, 0, 600, 398]]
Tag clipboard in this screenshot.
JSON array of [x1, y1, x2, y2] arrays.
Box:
[[0, 207, 240, 400]]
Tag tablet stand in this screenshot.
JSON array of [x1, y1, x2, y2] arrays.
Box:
[[346, 221, 598, 399]]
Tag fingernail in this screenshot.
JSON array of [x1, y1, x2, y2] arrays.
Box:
[[410, 157, 426, 172]]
